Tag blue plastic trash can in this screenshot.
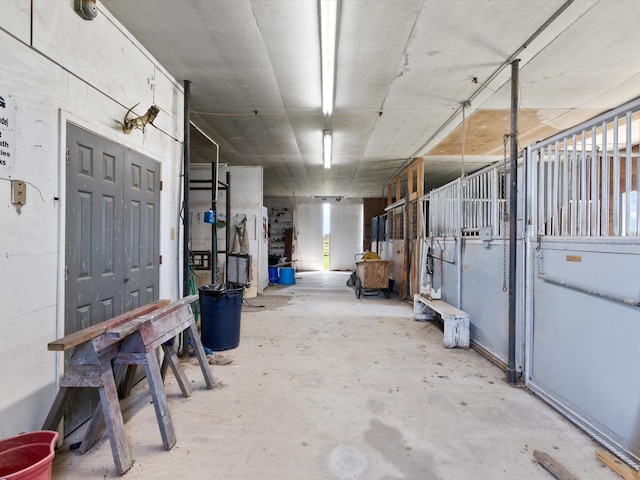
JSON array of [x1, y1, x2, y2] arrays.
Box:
[[198, 283, 244, 351]]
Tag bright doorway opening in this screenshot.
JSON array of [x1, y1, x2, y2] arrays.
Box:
[[323, 203, 330, 270]]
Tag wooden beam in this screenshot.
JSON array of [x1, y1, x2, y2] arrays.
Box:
[[417, 158, 424, 233], [596, 450, 640, 480], [533, 450, 578, 480], [385, 157, 426, 208], [417, 157, 424, 198], [407, 163, 416, 198], [48, 299, 171, 351]]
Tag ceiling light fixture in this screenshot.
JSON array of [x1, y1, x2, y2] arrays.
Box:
[[323, 130, 332, 169], [312, 195, 343, 201], [320, 0, 337, 116]]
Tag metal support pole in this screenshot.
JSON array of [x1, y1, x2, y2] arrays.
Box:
[[181, 80, 191, 355], [211, 162, 217, 284], [212, 135, 220, 284], [183, 80, 191, 298], [404, 190, 411, 300], [507, 60, 519, 384], [225, 171, 231, 284], [457, 177, 463, 309]]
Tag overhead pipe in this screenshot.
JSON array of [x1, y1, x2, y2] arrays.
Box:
[[383, 0, 576, 244], [188, 121, 220, 202], [406, 0, 574, 161], [507, 60, 519, 385], [187, 121, 220, 282]]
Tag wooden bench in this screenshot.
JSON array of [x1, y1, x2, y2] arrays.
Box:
[[414, 294, 470, 348], [43, 296, 216, 475]]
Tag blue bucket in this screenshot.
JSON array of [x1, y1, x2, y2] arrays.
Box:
[[268, 266, 279, 284], [279, 267, 296, 285]]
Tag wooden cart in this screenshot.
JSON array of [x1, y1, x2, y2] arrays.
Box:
[[354, 259, 391, 298]]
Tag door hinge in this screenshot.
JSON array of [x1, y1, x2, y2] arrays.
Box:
[[159, 255, 163, 265], [64, 265, 68, 281], [160, 180, 163, 191], [66, 148, 71, 163]]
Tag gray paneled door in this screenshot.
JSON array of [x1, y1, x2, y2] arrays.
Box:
[[65, 123, 160, 432], [123, 147, 161, 309]]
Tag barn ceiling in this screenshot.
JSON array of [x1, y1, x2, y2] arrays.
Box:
[[100, 0, 640, 198]]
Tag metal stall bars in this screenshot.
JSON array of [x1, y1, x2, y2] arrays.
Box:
[[426, 164, 511, 297], [525, 96, 640, 467], [425, 181, 460, 304], [530, 101, 640, 239]]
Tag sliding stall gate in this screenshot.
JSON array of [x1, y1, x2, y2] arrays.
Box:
[[525, 98, 640, 465]]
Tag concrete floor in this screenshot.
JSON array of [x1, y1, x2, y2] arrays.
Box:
[[51, 271, 618, 479]]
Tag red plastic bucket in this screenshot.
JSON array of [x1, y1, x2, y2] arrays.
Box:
[[0, 431, 58, 480]]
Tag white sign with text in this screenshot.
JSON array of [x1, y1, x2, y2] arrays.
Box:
[[0, 94, 15, 178]]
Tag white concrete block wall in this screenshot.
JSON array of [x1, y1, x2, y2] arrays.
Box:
[[0, 3, 184, 437], [1, 1, 31, 43]]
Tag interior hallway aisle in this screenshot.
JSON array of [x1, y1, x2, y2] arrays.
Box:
[[52, 271, 617, 479]]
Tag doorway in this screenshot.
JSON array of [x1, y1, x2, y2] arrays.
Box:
[[295, 201, 363, 271], [64, 123, 161, 432], [323, 203, 330, 270], [328, 203, 363, 271]]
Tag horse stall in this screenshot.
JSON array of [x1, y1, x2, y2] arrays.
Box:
[[419, 160, 526, 370], [418, 96, 640, 466], [524, 97, 640, 465]]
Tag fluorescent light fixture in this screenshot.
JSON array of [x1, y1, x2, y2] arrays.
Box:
[[312, 195, 343, 202], [320, 0, 337, 116], [323, 130, 332, 169]]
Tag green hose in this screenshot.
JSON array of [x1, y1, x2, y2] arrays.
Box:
[[188, 259, 200, 322]]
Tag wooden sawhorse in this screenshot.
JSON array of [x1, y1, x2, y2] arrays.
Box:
[[43, 295, 215, 475]]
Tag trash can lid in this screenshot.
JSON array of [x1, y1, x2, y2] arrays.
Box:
[[198, 283, 245, 297]]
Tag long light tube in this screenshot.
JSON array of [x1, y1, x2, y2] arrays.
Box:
[[320, 0, 337, 116], [323, 130, 332, 169]]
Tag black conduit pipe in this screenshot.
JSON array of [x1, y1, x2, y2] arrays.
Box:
[[183, 80, 191, 298], [180, 80, 192, 355], [225, 171, 231, 283], [211, 169, 218, 284], [507, 60, 519, 384]]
